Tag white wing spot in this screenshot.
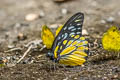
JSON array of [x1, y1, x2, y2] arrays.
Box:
[[68, 26, 74, 30], [71, 28, 76, 31], [63, 33, 68, 39], [77, 24, 81, 26], [70, 32, 75, 36], [77, 32, 81, 34], [64, 27, 67, 30]]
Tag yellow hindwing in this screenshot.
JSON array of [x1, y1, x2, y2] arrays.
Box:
[[41, 25, 55, 49], [102, 26, 120, 51]]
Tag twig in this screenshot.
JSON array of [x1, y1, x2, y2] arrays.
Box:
[[4, 47, 22, 53], [24, 40, 42, 48], [39, 45, 46, 51], [17, 45, 33, 63]]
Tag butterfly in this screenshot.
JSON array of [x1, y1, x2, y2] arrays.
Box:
[[102, 26, 120, 52], [41, 12, 89, 66]]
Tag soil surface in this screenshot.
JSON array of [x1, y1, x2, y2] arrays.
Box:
[[0, 0, 120, 80]]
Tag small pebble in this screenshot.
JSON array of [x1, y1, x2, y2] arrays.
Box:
[[17, 33, 27, 40], [5, 32, 10, 39], [61, 8, 68, 15], [113, 74, 118, 78], [82, 29, 89, 35], [74, 77, 77, 79], [39, 11, 45, 17], [8, 45, 15, 49], [106, 16, 115, 23], [25, 13, 39, 21], [6, 56, 11, 60], [50, 24, 61, 28], [103, 76, 108, 80], [14, 23, 21, 28], [22, 57, 33, 64], [12, 56, 17, 60], [22, 59, 29, 64], [100, 19, 106, 24], [81, 65, 85, 67], [97, 75, 101, 78]]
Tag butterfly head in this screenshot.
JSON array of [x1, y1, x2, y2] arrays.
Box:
[[47, 51, 59, 62]]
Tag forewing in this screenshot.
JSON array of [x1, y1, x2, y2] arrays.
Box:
[[53, 12, 84, 50], [52, 12, 85, 59]]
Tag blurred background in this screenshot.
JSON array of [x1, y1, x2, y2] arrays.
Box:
[[0, 0, 120, 40], [0, 0, 120, 80]]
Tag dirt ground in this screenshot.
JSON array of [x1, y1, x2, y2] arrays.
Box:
[[0, 0, 120, 80]]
